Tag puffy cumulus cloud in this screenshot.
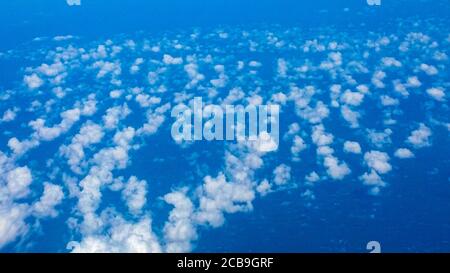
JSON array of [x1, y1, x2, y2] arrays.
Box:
[[291, 135, 307, 161], [32, 183, 64, 218], [24, 73, 44, 90], [67, 0, 81, 6], [60, 122, 104, 174], [340, 90, 364, 106], [195, 173, 255, 228], [6, 167, 33, 199], [68, 217, 162, 253], [256, 179, 272, 196], [311, 124, 350, 180], [297, 101, 330, 124], [135, 94, 161, 108], [122, 176, 147, 215], [380, 95, 399, 106], [340, 105, 360, 128], [364, 151, 392, 174], [129, 58, 144, 74], [305, 172, 320, 184], [0, 205, 29, 249], [163, 54, 183, 65], [93, 61, 121, 79], [343, 141, 362, 154], [311, 125, 333, 146], [426, 87, 445, 101], [394, 148, 415, 159], [8, 96, 97, 157], [273, 164, 291, 185], [30, 108, 81, 141], [137, 103, 171, 136], [323, 156, 351, 180], [359, 170, 385, 195], [381, 57, 402, 68], [37, 62, 66, 77], [367, 129, 392, 148], [7, 138, 39, 156], [420, 63, 438, 76], [1, 108, 18, 123], [163, 190, 197, 253], [407, 124, 432, 148], [102, 104, 131, 129]]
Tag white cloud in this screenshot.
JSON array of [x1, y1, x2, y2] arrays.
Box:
[[343, 141, 362, 154], [195, 173, 254, 228], [394, 148, 415, 159], [103, 104, 131, 129], [67, 0, 81, 6], [340, 90, 364, 106], [0, 205, 29, 249], [60, 122, 104, 174], [359, 170, 385, 195], [291, 135, 307, 161], [364, 151, 392, 174], [323, 156, 351, 180], [367, 129, 392, 148], [1, 108, 17, 123], [311, 125, 333, 146], [6, 167, 32, 199], [163, 190, 197, 253], [163, 54, 183, 65], [256, 179, 272, 196], [69, 217, 162, 253], [273, 164, 291, 185], [380, 95, 399, 106], [122, 177, 147, 215], [426, 87, 445, 101], [340, 105, 360, 128], [305, 172, 320, 184], [24, 74, 43, 90], [407, 124, 432, 148], [32, 183, 64, 218], [420, 63, 438, 76]]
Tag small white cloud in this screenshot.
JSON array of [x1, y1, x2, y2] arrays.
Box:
[[273, 164, 291, 185], [33, 183, 64, 218], [343, 141, 362, 154], [323, 156, 351, 180], [256, 179, 272, 196], [305, 172, 320, 184], [163, 190, 197, 253], [426, 87, 445, 101], [122, 176, 147, 215], [24, 74, 43, 90], [407, 123, 432, 148], [66, 0, 81, 6], [0, 205, 29, 249], [394, 148, 415, 159], [163, 54, 183, 65], [364, 151, 392, 174], [359, 170, 385, 195], [6, 167, 33, 199], [340, 90, 364, 106]]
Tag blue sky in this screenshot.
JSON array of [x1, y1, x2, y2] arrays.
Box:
[[0, 0, 449, 253]]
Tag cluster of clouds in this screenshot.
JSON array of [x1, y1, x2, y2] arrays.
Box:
[[0, 16, 448, 252]]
